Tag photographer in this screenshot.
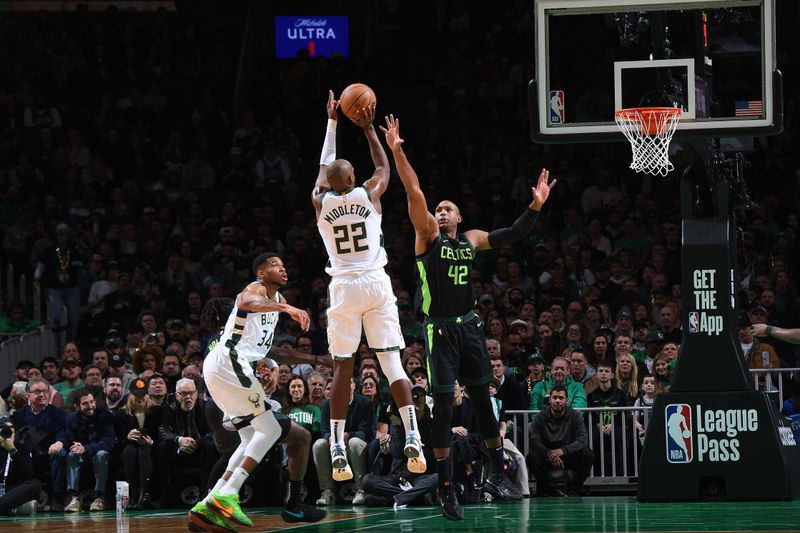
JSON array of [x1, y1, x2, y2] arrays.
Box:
[[0, 416, 40, 516]]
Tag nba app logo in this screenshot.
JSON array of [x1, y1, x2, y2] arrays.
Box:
[[549, 90, 565, 124], [665, 404, 693, 463], [688, 312, 699, 333]]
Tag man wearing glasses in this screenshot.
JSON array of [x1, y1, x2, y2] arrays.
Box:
[[148, 378, 212, 508], [11, 378, 68, 511]]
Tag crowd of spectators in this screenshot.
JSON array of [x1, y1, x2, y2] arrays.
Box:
[[0, 1, 799, 513]]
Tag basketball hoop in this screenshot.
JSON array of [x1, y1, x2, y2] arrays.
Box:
[[615, 107, 682, 177]]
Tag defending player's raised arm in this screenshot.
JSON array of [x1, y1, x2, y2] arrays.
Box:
[[465, 168, 556, 252], [380, 115, 438, 244], [237, 283, 310, 331], [312, 90, 338, 217], [356, 103, 391, 201]]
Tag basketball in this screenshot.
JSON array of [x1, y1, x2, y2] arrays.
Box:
[[339, 83, 376, 123]]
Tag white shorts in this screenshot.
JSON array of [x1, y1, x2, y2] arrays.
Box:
[[326, 268, 405, 357], [204, 343, 268, 420]]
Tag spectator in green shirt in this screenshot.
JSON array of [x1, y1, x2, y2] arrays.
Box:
[[0, 302, 41, 334], [284, 376, 321, 439], [53, 357, 84, 411]]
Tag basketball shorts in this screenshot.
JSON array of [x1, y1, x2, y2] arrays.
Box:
[[204, 343, 269, 420], [326, 268, 405, 358], [422, 311, 492, 393]]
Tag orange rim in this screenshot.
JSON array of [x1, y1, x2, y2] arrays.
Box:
[[615, 107, 681, 135]]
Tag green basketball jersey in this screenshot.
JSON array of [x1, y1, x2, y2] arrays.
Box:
[[416, 232, 475, 317]]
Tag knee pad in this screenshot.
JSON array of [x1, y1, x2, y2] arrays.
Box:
[[243, 411, 282, 464], [432, 392, 454, 449], [376, 351, 410, 385], [465, 383, 500, 440]]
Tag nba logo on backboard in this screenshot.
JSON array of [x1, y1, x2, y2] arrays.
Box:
[[549, 90, 565, 124], [688, 312, 699, 333], [665, 404, 693, 463]]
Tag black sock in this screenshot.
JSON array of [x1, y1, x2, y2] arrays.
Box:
[[489, 445, 505, 476], [435, 456, 451, 489], [286, 480, 302, 508]]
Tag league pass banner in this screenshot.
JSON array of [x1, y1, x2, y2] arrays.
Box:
[[275, 16, 349, 59]]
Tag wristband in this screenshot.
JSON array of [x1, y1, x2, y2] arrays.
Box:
[[766, 325, 774, 336]]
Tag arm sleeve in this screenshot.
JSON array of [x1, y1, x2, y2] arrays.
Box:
[[487, 208, 539, 248], [563, 411, 589, 454], [529, 382, 544, 412], [570, 384, 588, 410], [54, 410, 69, 446], [86, 413, 116, 454], [529, 415, 549, 455], [158, 407, 178, 443]]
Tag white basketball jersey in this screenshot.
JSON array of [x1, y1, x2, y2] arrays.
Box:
[[318, 186, 387, 276], [219, 287, 282, 362]]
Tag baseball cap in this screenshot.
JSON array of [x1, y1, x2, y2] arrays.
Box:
[[528, 353, 546, 364], [409, 366, 427, 378], [478, 293, 494, 304], [105, 336, 122, 349], [151, 182, 165, 192], [644, 330, 665, 344], [534, 241, 547, 251], [109, 353, 126, 367], [61, 356, 80, 368], [230, 146, 242, 156], [411, 384, 427, 397], [129, 378, 147, 396], [509, 319, 528, 330], [617, 307, 633, 320], [749, 306, 768, 316], [55, 223, 69, 235]]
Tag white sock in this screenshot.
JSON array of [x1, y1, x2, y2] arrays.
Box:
[[399, 404, 419, 440], [204, 477, 227, 503], [220, 467, 248, 496], [330, 419, 346, 447]]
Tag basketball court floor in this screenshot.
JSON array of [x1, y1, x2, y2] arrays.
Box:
[[2, 497, 800, 532]]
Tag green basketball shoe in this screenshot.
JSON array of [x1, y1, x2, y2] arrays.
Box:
[[206, 492, 252, 527], [188, 503, 238, 533]]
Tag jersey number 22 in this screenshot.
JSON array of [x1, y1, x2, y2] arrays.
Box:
[[333, 222, 369, 254]]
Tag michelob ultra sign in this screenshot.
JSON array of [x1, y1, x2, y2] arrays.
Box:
[[275, 16, 349, 58]]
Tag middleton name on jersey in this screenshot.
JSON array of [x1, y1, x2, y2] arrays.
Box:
[[322, 203, 372, 224]]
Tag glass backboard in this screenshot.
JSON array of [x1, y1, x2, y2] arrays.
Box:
[[530, 0, 782, 143]]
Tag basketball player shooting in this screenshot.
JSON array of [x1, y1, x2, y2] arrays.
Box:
[[190, 253, 325, 531], [312, 91, 426, 485], [381, 114, 555, 520]]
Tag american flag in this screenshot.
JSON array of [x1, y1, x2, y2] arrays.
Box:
[[735, 100, 763, 117]]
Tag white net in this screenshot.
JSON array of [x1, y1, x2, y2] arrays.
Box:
[[615, 107, 681, 177]]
